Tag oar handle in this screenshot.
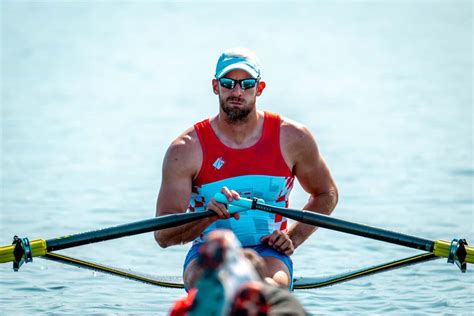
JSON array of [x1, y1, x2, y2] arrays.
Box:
[[214, 193, 263, 208]]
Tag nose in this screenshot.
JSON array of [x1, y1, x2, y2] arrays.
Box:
[[230, 83, 244, 96]]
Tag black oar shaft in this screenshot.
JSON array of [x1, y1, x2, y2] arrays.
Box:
[[46, 211, 215, 252], [255, 204, 435, 252]]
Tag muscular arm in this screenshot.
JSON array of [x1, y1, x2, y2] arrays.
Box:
[[282, 120, 339, 249], [154, 131, 215, 248]]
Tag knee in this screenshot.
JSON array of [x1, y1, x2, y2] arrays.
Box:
[[262, 257, 291, 288], [270, 270, 291, 288]]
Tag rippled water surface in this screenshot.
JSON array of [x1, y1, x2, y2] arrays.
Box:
[[1, 1, 473, 315]]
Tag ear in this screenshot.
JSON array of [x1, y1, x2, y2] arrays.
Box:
[[212, 79, 219, 95], [256, 81, 266, 96]]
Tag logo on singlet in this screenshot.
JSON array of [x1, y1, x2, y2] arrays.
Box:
[[212, 157, 225, 170]]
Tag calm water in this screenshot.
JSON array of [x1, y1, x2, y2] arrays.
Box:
[[1, 1, 473, 315]]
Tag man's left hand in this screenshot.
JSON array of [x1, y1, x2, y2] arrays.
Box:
[[260, 230, 294, 256]]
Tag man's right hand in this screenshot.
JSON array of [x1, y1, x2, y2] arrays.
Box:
[[206, 186, 241, 220]]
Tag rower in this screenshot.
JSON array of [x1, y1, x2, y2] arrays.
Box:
[[154, 47, 338, 290]]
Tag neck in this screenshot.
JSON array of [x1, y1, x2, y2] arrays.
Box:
[[213, 109, 263, 148]]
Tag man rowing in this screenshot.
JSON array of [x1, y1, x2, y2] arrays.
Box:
[[154, 47, 338, 290]]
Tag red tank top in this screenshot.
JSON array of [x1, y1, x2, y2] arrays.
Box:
[[190, 111, 295, 246], [194, 111, 293, 185]]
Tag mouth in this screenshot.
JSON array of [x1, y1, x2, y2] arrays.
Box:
[[227, 98, 244, 106]]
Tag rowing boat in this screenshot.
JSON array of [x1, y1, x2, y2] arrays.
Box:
[[1, 194, 472, 290]]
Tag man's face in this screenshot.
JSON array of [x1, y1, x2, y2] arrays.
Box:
[[213, 69, 264, 123]]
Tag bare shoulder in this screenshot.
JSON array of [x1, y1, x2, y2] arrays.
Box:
[[164, 126, 202, 177], [167, 126, 200, 156], [279, 115, 318, 154], [279, 115, 337, 200]]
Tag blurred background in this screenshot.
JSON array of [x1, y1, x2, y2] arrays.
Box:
[[1, 0, 472, 314]]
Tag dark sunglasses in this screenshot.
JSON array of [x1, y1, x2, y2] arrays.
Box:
[[218, 77, 259, 90]]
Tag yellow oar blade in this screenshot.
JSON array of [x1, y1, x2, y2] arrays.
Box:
[[0, 239, 47, 264], [434, 240, 474, 264]]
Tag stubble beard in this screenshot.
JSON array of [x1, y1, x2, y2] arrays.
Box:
[[220, 97, 255, 124]]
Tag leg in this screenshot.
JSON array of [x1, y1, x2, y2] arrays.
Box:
[[247, 244, 293, 289], [183, 258, 203, 290], [182, 242, 204, 291], [262, 256, 291, 288]]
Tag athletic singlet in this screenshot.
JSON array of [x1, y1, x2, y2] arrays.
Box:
[[188, 111, 295, 246]]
